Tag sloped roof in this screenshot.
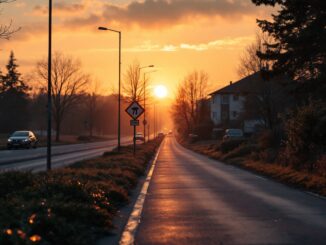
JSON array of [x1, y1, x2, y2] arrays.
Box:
[[209, 72, 290, 95]]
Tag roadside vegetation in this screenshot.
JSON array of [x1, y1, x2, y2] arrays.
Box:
[[182, 126, 326, 196], [0, 137, 163, 245]]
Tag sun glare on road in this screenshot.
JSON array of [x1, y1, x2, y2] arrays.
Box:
[[154, 85, 168, 98]]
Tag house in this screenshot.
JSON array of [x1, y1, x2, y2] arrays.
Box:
[[209, 72, 291, 134]]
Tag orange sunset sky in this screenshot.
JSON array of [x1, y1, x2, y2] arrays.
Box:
[[0, 0, 275, 99]]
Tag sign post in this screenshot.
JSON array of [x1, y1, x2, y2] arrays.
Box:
[[125, 101, 144, 155]]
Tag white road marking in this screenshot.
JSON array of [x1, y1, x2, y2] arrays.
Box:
[[305, 191, 326, 201], [119, 141, 163, 245], [254, 175, 267, 180]]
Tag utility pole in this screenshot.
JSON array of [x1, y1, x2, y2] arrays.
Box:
[[139, 65, 154, 142], [143, 72, 146, 142], [98, 27, 122, 151], [118, 31, 121, 151], [47, 0, 52, 171]]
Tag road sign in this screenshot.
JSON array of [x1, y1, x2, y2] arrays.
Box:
[[130, 120, 139, 126], [125, 101, 144, 119]]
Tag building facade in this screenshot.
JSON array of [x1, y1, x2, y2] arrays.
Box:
[[209, 72, 289, 134]]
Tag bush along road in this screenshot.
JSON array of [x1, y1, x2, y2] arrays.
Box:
[[0, 137, 163, 245], [182, 138, 326, 197]]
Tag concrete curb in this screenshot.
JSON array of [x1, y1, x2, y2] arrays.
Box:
[[119, 141, 163, 245]]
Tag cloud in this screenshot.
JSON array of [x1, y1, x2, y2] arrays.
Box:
[[66, 0, 258, 29], [180, 36, 254, 51], [4, 24, 48, 42], [33, 2, 85, 16], [87, 36, 254, 53], [14, 2, 27, 8]]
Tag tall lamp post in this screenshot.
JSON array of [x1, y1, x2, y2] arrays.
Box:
[[139, 65, 154, 142], [154, 102, 156, 138], [98, 26, 122, 151], [47, 0, 52, 171], [144, 71, 157, 141]]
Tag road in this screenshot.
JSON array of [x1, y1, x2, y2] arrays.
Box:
[[135, 137, 326, 244], [0, 137, 132, 172]]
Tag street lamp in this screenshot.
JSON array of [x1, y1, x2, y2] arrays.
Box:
[[47, 0, 52, 171], [98, 26, 122, 151], [139, 65, 154, 142]]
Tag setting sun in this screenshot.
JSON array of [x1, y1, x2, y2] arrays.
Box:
[[154, 85, 168, 98]]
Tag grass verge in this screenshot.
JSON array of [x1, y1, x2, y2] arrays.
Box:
[[183, 140, 326, 197], [0, 137, 163, 245]]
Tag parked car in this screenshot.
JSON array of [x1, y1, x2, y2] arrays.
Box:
[[222, 129, 244, 141], [135, 132, 145, 141], [7, 131, 38, 149]]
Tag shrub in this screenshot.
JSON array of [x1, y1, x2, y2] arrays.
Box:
[[220, 139, 247, 153], [283, 100, 326, 170], [257, 129, 281, 149], [222, 144, 259, 161], [193, 122, 214, 140], [259, 148, 278, 163], [315, 155, 326, 177], [0, 171, 35, 196]]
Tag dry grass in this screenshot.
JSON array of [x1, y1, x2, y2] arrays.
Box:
[[241, 160, 326, 196]]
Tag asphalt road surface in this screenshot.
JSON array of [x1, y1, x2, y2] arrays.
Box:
[[135, 137, 326, 244], [0, 137, 132, 172]]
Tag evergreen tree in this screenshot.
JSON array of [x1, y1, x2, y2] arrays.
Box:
[[2, 51, 28, 93], [252, 0, 326, 99], [0, 51, 30, 133]]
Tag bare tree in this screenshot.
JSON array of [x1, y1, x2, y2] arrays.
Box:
[[237, 31, 289, 132], [171, 70, 209, 136], [0, 1, 20, 39], [237, 31, 274, 78], [172, 85, 190, 135], [122, 61, 144, 103], [84, 79, 101, 137], [242, 79, 291, 131], [35, 52, 89, 141]]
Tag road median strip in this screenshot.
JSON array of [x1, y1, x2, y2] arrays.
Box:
[[0, 137, 163, 245]]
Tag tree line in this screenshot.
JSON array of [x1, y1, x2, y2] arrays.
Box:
[[245, 0, 325, 171], [0, 51, 147, 141]]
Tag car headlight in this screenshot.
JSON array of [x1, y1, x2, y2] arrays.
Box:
[[7, 139, 12, 142], [24, 139, 29, 142]]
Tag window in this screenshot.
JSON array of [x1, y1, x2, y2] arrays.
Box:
[[212, 112, 217, 119], [233, 94, 239, 101], [211, 96, 215, 104], [221, 95, 229, 104], [232, 111, 238, 118]]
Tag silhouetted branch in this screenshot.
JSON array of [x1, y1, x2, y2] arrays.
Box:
[[0, 0, 21, 39]]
